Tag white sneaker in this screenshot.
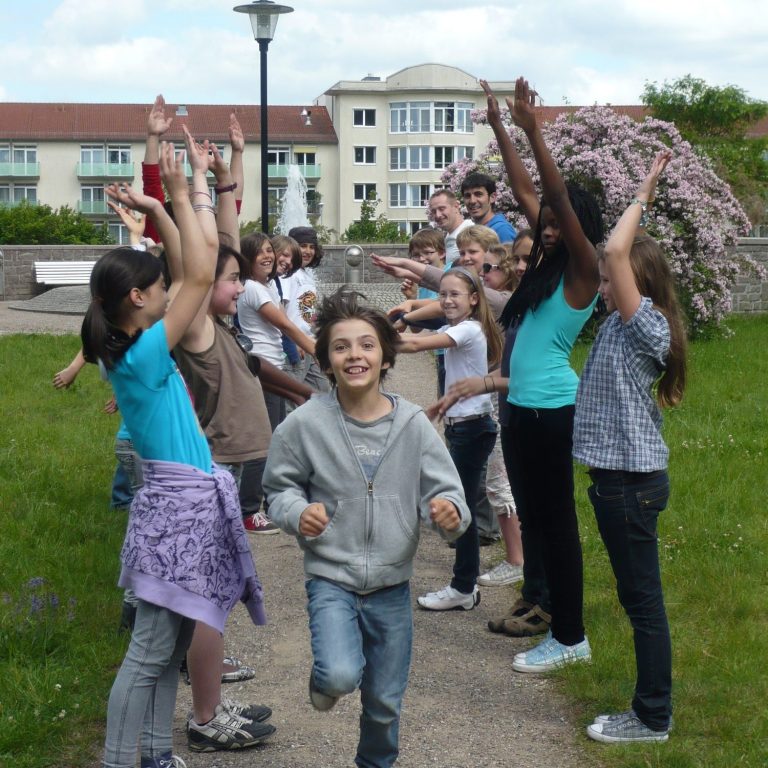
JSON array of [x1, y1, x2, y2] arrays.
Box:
[[417, 585, 480, 611], [478, 561, 524, 586]]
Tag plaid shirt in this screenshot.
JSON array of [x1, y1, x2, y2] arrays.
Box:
[[573, 298, 670, 471]]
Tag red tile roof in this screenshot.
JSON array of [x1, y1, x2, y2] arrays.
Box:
[[0, 103, 337, 144], [535, 104, 651, 123]]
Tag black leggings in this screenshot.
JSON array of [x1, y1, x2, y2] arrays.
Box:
[[501, 404, 584, 645]]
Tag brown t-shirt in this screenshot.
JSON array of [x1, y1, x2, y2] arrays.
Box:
[[175, 321, 271, 464]]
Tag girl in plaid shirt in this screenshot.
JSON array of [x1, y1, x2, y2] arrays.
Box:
[[574, 151, 687, 744]]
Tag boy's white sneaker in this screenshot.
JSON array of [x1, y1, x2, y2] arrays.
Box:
[[417, 585, 480, 611]]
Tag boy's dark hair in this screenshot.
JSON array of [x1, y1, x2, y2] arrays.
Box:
[[460, 172, 496, 196], [409, 227, 446, 256], [288, 226, 324, 268], [240, 232, 277, 281], [501, 182, 603, 328], [314, 288, 398, 386], [81, 247, 163, 370]]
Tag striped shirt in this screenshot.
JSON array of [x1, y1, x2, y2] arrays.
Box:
[[573, 298, 671, 471]]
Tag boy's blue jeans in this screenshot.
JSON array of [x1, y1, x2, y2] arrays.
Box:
[[306, 578, 412, 768], [588, 468, 672, 731]]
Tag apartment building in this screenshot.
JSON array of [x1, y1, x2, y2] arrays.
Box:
[[316, 63, 517, 235], [0, 102, 338, 243]]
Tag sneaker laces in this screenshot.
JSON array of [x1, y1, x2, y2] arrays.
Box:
[[251, 512, 271, 527], [158, 757, 187, 768], [221, 696, 247, 717]]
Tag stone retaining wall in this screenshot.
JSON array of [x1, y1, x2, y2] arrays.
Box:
[[2, 240, 766, 315]]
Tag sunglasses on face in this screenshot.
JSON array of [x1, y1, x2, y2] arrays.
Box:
[[481, 263, 501, 274]]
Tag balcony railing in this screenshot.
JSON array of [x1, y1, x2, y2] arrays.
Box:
[[78, 200, 111, 215], [76, 162, 135, 179], [268, 163, 321, 179], [0, 199, 37, 208], [0, 162, 40, 177]]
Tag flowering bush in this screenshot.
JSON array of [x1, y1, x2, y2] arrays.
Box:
[[442, 106, 762, 334]]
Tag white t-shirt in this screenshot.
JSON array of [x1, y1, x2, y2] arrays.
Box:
[[285, 267, 319, 337], [237, 279, 286, 367], [444, 219, 473, 264], [441, 319, 493, 418]]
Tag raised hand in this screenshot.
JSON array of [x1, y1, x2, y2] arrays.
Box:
[[641, 149, 673, 202], [507, 77, 538, 135], [480, 79, 502, 127], [105, 183, 161, 216], [183, 124, 211, 176], [107, 200, 147, 237], [159, 141, 189, 200], [229, 113, 245, 153], [147, 94, 173, 137], [209, 143, 232, 183]]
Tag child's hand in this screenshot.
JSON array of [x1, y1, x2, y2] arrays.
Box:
[[182, 125, 211, 176], [147, 94, 172, 137], [299, 503, 329, 537], [209, 143, 232, 184], [507, 77, 538, 135], [480, 79, 502, 127], [52, 365, 78, 389], [229, 113, 245, 153], [107, 200, 147, 236], [429, 498, 461, 532], [159, 141, 189, 200], [106, 184, 161, 217], [387, 299, 415, 318], [104, 396, 119, 414], [400, 278, 416, 300], [640, 150, 673, 201]]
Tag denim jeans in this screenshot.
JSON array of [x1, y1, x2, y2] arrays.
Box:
[[503, 405, 583, 644], [103, 600, 195, 767], [444, 415, 497, 594], [588, 469, 672, 730], [306, 578, 412, 768]]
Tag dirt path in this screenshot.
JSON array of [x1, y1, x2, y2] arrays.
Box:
[[0, 304, 598, 768]]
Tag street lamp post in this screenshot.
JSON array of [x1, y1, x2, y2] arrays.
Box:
[[233, 0, 294, 234]]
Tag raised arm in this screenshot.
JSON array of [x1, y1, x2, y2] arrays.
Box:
[[511, 77, 598, 308], [106, 202, 146, 246], [210, 142, 239, 250], [604, 150, 672, 322], [228, 113, 245, 207], [480, 79, 539, 227], [160, 130, 217, 350], [142, 94, 173, 243]]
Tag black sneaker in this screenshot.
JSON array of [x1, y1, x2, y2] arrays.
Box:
[[221, 696, 272, 723], [186, 704, 276, 752]]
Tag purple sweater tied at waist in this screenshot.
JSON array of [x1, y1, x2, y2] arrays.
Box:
[[118, 459, 266, 632]]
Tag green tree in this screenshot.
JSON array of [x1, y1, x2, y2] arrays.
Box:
[[0, 201, 111, 245], [341, 196, 409, 244], [642, 75, 768, 224]]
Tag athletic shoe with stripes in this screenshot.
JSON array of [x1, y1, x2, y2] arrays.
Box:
[[186, 704, 276, 752]]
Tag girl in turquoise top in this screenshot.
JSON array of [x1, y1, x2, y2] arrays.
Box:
[[464, 77, 604, 671]]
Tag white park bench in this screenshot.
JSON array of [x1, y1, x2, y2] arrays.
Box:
[[34, 261, 97, 286]]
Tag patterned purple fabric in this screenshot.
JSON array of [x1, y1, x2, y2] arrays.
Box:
[[118, 459, 266, 632]]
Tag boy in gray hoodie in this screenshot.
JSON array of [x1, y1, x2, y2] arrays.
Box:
[[263, 289, 469, 768]]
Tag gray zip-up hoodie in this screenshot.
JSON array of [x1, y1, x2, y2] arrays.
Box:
[[263, 392, 470, 593]]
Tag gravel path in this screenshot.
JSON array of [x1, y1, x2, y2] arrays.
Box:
[[1, 297, 598, 768]]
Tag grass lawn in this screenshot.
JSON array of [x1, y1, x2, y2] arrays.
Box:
[[0, 315, 766, 767]]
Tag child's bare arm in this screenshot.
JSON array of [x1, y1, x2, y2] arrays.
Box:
[[53, 349, 86, 389]]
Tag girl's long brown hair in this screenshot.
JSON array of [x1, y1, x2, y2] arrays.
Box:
[[442, 268, 503, 367], [623, 236, 687, 407]]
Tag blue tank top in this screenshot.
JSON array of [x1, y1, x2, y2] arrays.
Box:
[[507, 277, 597, 409]]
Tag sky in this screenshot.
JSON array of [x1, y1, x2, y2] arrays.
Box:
[[1, 0, 766, 108]]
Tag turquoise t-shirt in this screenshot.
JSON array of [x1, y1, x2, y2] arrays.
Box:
[[108, 321, 212, 472], [508, 277, 597, 409]]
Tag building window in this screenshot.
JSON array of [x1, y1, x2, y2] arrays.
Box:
[[409, 102, 431, 132], [13, 145, 37, 164], [0, 146, 9, 164], [13, 185, 37, 203], [354, 183, 377, 202], [390, 220, 408, 235], [389, 147, 407, 170], [107, 222, 129, 244], [267, 147, 290, 166], [268, 186, 286, 215], [0, 184, 10, 203], [389, 183, 407, 208], [81, 185, 105, 213], [434, 145, 474, 169], [434, 102, 474, 133], [353, 108, 376, 127], [410, 221, 427, 235], [294, 151, 316, 167], [390, 103, 407, 133], [354, 146, 376, 164], [409, 146, 430, 170], [81, 145, 105, 165], [408, 184, 433, 208], [107, 145, 131, 165]]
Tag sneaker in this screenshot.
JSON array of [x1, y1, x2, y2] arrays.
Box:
[[141, 754, 187, 768], [478, 561, 524, 587], [186, 704, 276, 752], [512, 633, 591, 673], [221, 696, 272, 723], [309, 671, 339, 712], [243, 512, 280, 535], [221, 656, 256, 683], [417, 585, 480, 611], [593, 709, 635, 725], [587, 713, 669, 743]]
